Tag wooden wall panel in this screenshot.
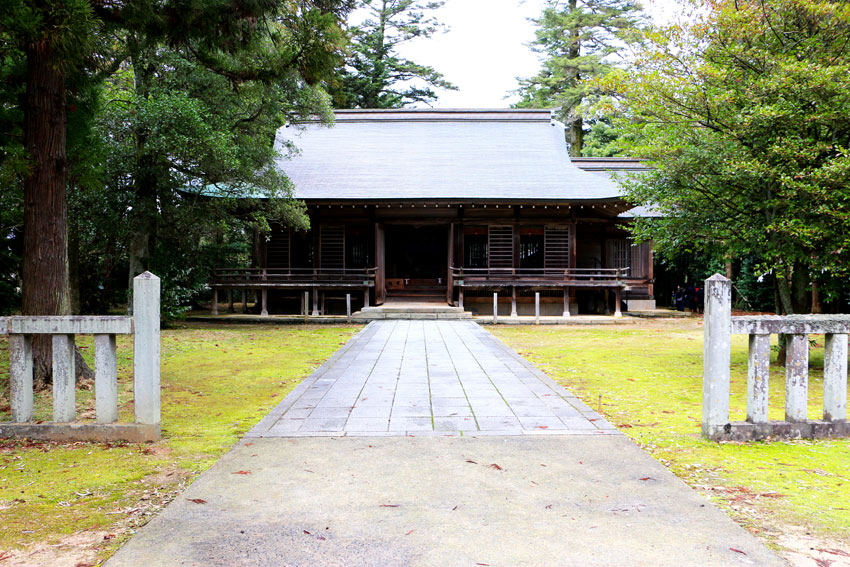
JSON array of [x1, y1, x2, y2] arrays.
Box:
[[320, 225, 345, 269]]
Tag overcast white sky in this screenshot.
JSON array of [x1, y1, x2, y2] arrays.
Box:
[[396, 0, 681, 108]]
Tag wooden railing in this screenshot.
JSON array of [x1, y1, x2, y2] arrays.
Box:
[[702, 274, 849, 441], [211, 267, 377, 316], [213, 267, 378, 286], [450, 266, 630, 285]]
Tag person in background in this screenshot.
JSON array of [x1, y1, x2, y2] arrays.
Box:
[[674, 286, 685, 311]]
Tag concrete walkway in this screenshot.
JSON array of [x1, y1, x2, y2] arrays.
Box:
[[248, 321, 617, 437], [106, 322, 787, 567]]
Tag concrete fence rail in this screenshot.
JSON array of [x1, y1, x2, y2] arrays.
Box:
[[0, 272, 161, 443], [702, 274, 849, 441]]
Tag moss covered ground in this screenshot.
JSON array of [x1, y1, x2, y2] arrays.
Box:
[[491, 320, 850, 559], [0, 323, 360, 564]]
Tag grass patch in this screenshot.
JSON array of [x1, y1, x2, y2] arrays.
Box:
[[492, 320, 850, 548], [0, 323, 361, 563]]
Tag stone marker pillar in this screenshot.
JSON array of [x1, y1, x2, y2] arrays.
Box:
[[134, 272, 160, 425], [702, 274, 731, 439], [747, 334, 770, 424], [785, 333, 809, 422], [824, 333, 848, 421], [493, 293, 498, 323], [346, 294, 352, 323], [535, 292, 540, 325], [95, 334, 119, 423], [563, 290, 570, 318], [53, 334, 76, 422], [9, 334, 33, 423]]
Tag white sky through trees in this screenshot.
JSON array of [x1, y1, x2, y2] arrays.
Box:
[[395, 0, 681, 108]]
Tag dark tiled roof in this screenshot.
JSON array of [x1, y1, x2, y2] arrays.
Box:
[[275, 109, 625, 202]]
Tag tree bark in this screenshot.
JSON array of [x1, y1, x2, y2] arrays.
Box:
[[22, 41, 71, 388], [22, 38, 94, 388]]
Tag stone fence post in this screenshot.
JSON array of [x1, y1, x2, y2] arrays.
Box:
[[702, 274, 732, 438], [134, 272, 160, 425]]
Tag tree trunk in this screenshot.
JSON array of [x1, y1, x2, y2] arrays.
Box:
[[791, 261, 809, 314], [21, 40, 94, 389], [811, 281, 822, 314], [22, 42, 71, 389], [568, 116, 584, 156], [775, 272, 794, 366]]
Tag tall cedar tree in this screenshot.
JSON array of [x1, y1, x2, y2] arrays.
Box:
[[1, 0, 349, 385], [601, 0, 850, 314], [332, 0, 456, 108], [515, 0, 644, 156]]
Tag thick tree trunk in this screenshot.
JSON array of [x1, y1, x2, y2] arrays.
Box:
[[568, 116, 584, 157], [775, 272, 795, 366], [22, 41, 94, 389], [22, 42, 71, 389]]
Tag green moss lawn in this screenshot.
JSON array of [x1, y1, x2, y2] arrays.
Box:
[[0, 323, 360, 564], [492, 320, 850, 557]]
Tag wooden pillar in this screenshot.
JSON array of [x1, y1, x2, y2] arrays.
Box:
[[261, 289, 268, 317], [212, 288, 218, 315], [312, 287, 319, 317]]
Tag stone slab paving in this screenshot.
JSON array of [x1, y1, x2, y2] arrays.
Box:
[[247, 320, 617, 438]]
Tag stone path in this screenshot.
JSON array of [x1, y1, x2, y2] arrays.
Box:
[[248, 320, 617, 438]]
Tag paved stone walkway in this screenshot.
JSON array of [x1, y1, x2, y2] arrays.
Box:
[[248, 320, 617, 438]]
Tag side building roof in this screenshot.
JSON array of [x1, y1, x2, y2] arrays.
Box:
[[274, 109, 625, 203]]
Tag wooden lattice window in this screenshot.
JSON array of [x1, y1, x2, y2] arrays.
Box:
[[611, 239, 631, 270], [464, 226, 488, 268], [488, 225, 514, 268], [320, 225, 345, 270], [544, 226, 570, 269], [266, 226, 290, 269]]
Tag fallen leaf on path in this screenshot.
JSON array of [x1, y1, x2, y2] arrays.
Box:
[[316, 536, 327, 541], [639, 477, 654, 481], [188, 499, 207, 504], [537, 425, 549, 429], [452, 506, 458, 511], [489, 463, 503, 471], [245, 442, 254, 447], [0, 552, 12, 560], [75, 563, 95, 567], [466, 459, 477, 464], [819, 549, 850, 558], [232, 470, 252, 475], [303, 530, 311, 535], [405, 529, 415, 536], [380, 504, 400, 508], [729, 548, 747, 555], [814, 559, 834, 567]]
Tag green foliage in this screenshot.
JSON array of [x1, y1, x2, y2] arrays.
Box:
[[514, 0, 645, 155], [602, 0, 850, 312], [331, 0, 457, 108]]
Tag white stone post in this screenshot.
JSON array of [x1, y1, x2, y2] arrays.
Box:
[[458, 287, 464, 309], [134, 272, 161, 425], [493, 292, 498, 323], [312, 287, 319, 316], [9, 334, 33, 423], [785, 333, 809, 422], [614, 288, 623, 318], [535, 292, 540, 325], [511, 287, 518, 318], [95, 334, 118, 424], [52, 334, 76, 422], [702, 274, 731, 439], [346, 293, 352, 323], [824, 333, 848, 421], [563, 289, 571, 318], [747, 334, 770, 424], [261, 289, 269, 317]]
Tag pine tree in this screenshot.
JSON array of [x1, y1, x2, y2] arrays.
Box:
[[515, 0, 644, 156], [332, 0, 456, 108]]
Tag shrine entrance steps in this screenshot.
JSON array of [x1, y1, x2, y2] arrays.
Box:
[[354, 301, 470, 320]]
